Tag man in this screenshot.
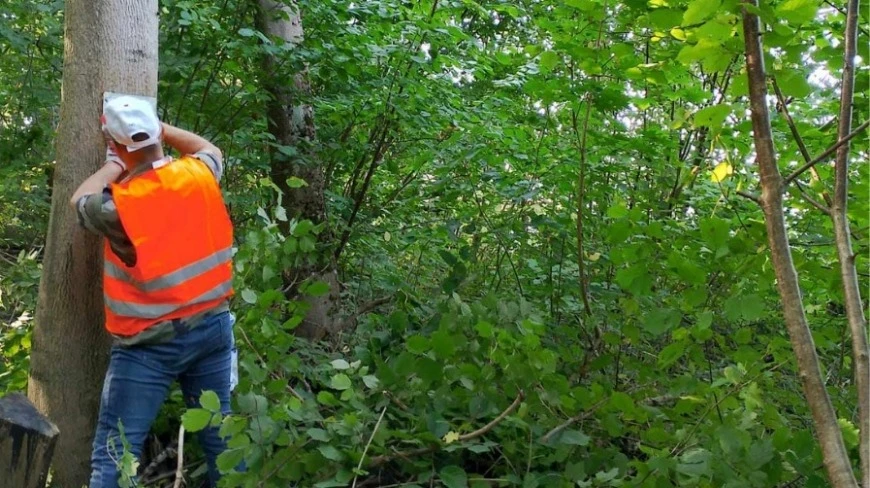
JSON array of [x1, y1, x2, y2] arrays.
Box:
[[70, 94, 236, 488]]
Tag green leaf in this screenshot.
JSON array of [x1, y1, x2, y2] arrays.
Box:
[[293, 219, 314, 237], [658, 341, 687, 368], [362, 374, 380, 389], [677, 448, 712, 477], [237, 392, 268, 415], [648, 8, 684, 29], [677, 40, 732, 72], [439, 465, 469, 488], [286, 176, 308, 188], [747, 439, 775, 469], [181, 408, 212, 432], [307, 428, 330, 442], [406, 335, 429, 354], [693, 104, 731, 129], [643, 308, 682, 336], [241, 289, 257, 304], [318, 445, 344, 461], [330, 373, 352, 390], [317, 391, 339, 406], [776, 69, 812, 98], [200, 390, 221, 413], [238, 27, 256, 37], [695, 19, 733, 41], [277, 145, 297, 157], [559, 429, 591, 446], [331, 359, 351, 370], [776, 0, 819, 25], [216, 448, 246, 472], [724, 294, 765, 321], [475, 320, 494, 338], [431, 328, 457, 358], [539, 51, 560, 72], [305, 280, 330, 297], [566, 0, 597, 10], [838, 418, 860, 448], [610, 391, 635, 413], [682, 0, 721, 26]]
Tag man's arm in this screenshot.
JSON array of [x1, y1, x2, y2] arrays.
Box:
[[161, 122, 224, 181], [69, 163, 125, 208], [161, 122, 222, 161]]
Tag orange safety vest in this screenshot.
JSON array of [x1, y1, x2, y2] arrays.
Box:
[[103, 155, 234, 336]]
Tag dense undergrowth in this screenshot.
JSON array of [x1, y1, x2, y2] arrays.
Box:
[[2, 0, 868, 486]]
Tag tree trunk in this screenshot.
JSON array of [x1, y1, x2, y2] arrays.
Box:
[[830, 0, 870, 484], [0, 393, 59, 488], [256, 0, 339, 341], [741, 4, 858, 487], [26, 1, 158, 486]]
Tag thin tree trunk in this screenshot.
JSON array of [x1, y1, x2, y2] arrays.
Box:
[[573, 103, 593, 316], [831, 0, 870, 483], [256, 0, 339, 340], [26, 1, 158, 486], [741, 4, 858, 487]]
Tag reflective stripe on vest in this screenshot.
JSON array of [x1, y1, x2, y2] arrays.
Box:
[[104, 247, 232, 292], [104, 279, 232, 319]]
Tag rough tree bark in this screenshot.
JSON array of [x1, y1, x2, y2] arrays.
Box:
[[741, 3, 858, 487], [0, 393, 59, 488], [26, 1, 158, 486], [256, 0, 339, 340], [830, 0, 870, 484]]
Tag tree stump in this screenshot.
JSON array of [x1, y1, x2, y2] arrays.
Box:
[[0, 392, 59, 488]]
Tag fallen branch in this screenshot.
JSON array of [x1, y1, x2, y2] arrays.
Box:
[[351, 405, 388, 488], [458, 391, 524, 442], [173, 425, 185, 488], [368, 391, 524, 468], [784, 120, 869, 185], [140, 440, 177, 482], [540, 397, 609, 444]]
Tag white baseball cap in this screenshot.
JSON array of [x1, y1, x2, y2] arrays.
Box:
[[103, 95, 162, 152]]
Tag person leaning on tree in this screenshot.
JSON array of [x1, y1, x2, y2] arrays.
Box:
[[70, 94, 238, 488]]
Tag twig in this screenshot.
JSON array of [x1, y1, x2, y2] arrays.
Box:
[[458, 391, 524, 442], [237, 325, 303, 400], [384, 390, 411, 412], [792, 181, 832, 216], [339, 296, 392, 330], [140, 441, 177, 481], [784, 120, 869, 185], [351, 405, 389, 488], [540, 397, 609, 444], [368, 391, 525, 468], [173, 425, 185, 488], [771, 76, 833, 213], [736, 190, 760, 204]]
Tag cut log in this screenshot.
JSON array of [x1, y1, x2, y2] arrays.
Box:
[[0, 393, 60, 488]]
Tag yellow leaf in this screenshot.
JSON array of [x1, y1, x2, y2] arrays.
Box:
[[587, 252, 601, 262], [443, 431, 460, 444], [711, 162, 733, 183]]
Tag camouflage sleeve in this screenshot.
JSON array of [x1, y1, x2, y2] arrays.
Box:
[[75, 189, 137, 266]]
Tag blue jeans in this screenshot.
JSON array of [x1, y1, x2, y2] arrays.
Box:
[[90, 311, 234, 488]]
